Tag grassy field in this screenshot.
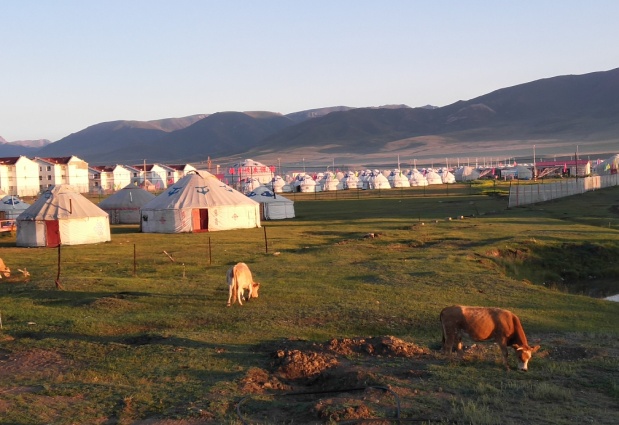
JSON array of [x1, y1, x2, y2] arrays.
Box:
[[1, 184, 618, 424]]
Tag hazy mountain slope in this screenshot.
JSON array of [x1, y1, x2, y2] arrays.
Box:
[[140, 111, 296, 162], [35, 115, 207, 160], [285, 106, 356, 123]]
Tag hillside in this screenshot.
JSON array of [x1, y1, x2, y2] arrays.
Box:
[[2, 68, 619, 166]]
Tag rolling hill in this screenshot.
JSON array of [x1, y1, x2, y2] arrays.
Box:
[[2, 68, 618, 167]]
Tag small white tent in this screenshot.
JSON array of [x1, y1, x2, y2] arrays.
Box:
[[247, 186, 295, 220], [16, 185, 111, 247], [454, 166, 481, 182], [0, 195, 30, 219], [140, 170, 260, 233], [389, 170, 411, 188], [425, 169, 443, 185], [369, 172, 391, 189], [98, 184, 156, 224]]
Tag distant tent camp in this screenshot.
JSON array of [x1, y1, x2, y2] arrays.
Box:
[[140, 170, 260, 233], [0, 195, 30, 219], [247, 186, 295, 220], [593, 154, 619, 175], [16, 185, 111, 247], [98, 184, 156, 224]]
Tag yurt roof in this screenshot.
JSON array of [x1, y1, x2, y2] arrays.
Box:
[[17, 185, 108, 220], [247, 186, 293, 204], [98, 184, 156, 209], [141, 170, 259, 210], [0, 195, 29, 212]]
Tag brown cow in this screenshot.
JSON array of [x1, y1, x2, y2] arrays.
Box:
[[440, 305, 540, 371], [226, 262, 260, 307]]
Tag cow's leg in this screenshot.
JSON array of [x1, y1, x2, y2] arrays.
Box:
[[455, 330, 465, 357], [497, 337, 511, 370], [237, 285, 244, 306], [227, 284, 234, 307], [442, 331, 456, 355], [440, 321, 453, 354]]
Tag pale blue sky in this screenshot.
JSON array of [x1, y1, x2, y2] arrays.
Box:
[[2, 0, 618, 142]]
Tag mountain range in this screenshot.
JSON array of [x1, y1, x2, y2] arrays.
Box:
[[2, 68, 618, 168]]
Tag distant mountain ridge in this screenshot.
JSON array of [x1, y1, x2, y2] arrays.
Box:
[[2, 68, 619, 166]]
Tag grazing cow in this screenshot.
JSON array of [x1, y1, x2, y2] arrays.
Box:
[[440, 305, 540, 371], [226, 262, 260, 307]]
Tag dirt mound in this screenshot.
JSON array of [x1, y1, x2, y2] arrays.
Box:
[[267, 336, 429, 383], [272, 349, 339, 381], [327, 335, 430, 357], [240, 368, 291, 393]]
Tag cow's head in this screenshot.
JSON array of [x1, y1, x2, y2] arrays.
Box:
[[513, 344, 540, 371], [0, 267, 10, 278], [251, 282, 260, 298]]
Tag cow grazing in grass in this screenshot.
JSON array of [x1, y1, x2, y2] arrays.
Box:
[[226, 262, 260, 307], [440, 305, 540, 371]]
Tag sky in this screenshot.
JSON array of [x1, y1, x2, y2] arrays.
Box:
[[2, 1, 618, 142]]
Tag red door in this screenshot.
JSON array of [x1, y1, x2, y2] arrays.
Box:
[[45, 220, 61, 247], [191, 209, 209, 232]]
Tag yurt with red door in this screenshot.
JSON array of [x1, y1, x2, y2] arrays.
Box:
[[139, 170, 260, 233], [16, 184, 111, 247]]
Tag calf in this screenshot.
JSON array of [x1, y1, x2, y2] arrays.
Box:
[[226, 262, 260, 307], [440, 305, 540, 371]]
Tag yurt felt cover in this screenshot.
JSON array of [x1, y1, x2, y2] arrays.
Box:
[[16, 184, 111, 247], [98, 184, 156, 224], [247, 186, 295, 220], [140, 170, 260, 233]]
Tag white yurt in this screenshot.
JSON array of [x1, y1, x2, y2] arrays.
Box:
[[390, 171, 411, 188], [16, 185, 111, 247], [271, 175, 293, 193], [98, 184, 156, 224], [439, 169, 456, 184], [358, 171, 371, 189], [242, 177, 262, 194], [425, 169, 443, 185], [454, 166, 481, 182], [294, 174, 317, 193], [0, 195, 30, 219], [231, 159, 275, 185], [140, 170, 260, 233], [321, 172, 342, 191], [409, 171, 429, 187], [247, 186, 295, 220], [369, 172, 391, 189], [342, 172, 361, 189]]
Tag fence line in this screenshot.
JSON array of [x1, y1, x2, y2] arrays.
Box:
[[508, 174, 619, 207]]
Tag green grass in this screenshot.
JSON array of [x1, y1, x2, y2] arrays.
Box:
[[0, 185, 618, 424]]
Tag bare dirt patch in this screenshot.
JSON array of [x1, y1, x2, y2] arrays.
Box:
[[0, 348, 73, 378], [235, 336, 434, 424]]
